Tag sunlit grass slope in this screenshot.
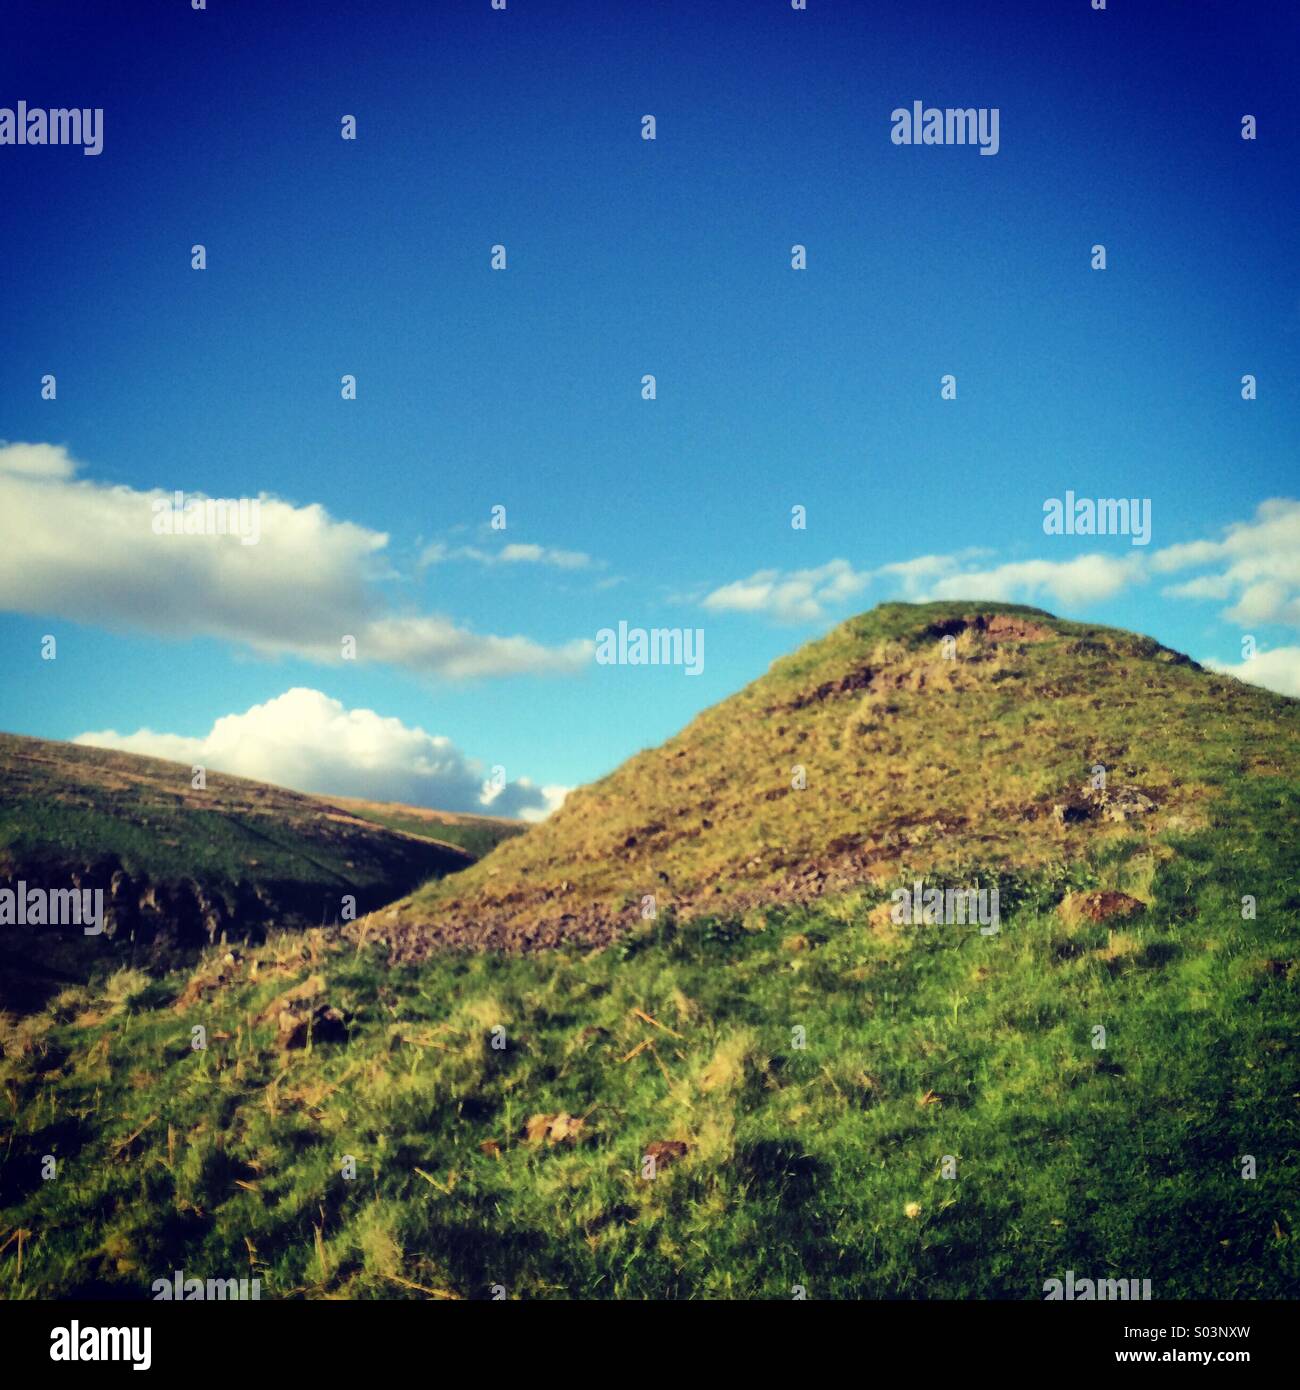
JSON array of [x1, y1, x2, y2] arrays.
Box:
[[363, 601, 1294, 955]]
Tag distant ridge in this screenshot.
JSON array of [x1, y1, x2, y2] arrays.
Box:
[[0, 733, 518, 1009]]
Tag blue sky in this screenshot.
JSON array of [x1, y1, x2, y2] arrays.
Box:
[[1, 0, 1297, 814]]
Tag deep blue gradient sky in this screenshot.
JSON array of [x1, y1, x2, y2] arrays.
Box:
[[2, 0, 1297, 807]]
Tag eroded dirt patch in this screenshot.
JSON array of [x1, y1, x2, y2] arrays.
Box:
[[786, 666, 878, 711], [925, 612, 1055, 644]]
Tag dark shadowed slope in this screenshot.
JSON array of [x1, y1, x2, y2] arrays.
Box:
[[0, 734, 516, 1009]]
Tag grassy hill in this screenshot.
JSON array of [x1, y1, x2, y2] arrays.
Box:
[[0, 735, 516, 1011], [1, 602, 1296, 1299], [360, 600, 1291, 955]]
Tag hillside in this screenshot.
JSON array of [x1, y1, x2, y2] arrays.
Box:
[[328, 795, 525, 861], [1, 602, 1296, 1299], [0, 734, 514, 1010], [361, 601, 1295, 955]]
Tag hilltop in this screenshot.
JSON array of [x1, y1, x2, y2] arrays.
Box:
[[0, 734, 521, 1010], [362, 601, 1294, 955]]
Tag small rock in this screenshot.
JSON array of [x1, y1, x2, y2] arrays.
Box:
[[279, 1002, 348, 1050], [523, 1112, 584, 1146], [644, 1139, 689, 1170], [1058, 891, 1145, 926]]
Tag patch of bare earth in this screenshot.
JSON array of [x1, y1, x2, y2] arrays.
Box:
[[353, 812, 975, 964]]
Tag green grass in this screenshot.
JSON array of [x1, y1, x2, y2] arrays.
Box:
[[1, 799, 373, 887], [2, 603, 1296, 1299], [2, 768, 1295, 1299]]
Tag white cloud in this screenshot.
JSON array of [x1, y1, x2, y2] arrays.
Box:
[[420, 540, 599, 571], [358, 617, 590, 681], [1205, 647, 1300, 699], [74, 688, 569, 822], [877, 553, 962, 583], [0, 442, 589, 680], [1154, 498, 1300, 629], [0, 441, 76, 478], [876, 549, 997, 592], [500, 543, 593, 569], [924, 554, 1143, 607], [870, 501, 1300, 622], [700, 549, 1137, 623], [701, 559, 871, 623], [1162, 574, 1233, 601]]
